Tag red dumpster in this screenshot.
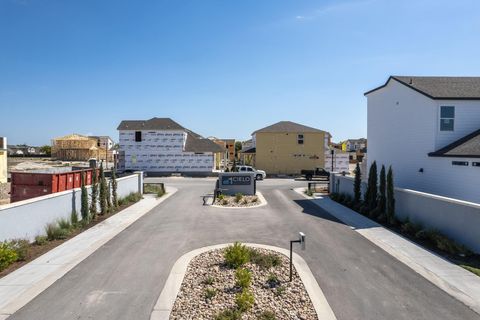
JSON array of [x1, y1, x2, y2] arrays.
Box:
[[11, 168, 96, 203]]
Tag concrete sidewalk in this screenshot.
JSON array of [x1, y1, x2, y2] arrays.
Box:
[[0, 188, 177, 320], [295, 188, 480, 315]]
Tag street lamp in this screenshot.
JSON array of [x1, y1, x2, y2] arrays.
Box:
[[290, 232, 306, 282]]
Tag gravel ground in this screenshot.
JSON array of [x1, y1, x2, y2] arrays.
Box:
[[171, 248, 317, 320], [214, 195, 260, 208]]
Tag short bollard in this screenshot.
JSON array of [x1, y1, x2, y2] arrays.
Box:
[[289, 232, 306, 282]]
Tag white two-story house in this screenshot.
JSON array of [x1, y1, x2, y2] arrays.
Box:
[[117, 118, 224, 175], [365, 76, 480, 203]]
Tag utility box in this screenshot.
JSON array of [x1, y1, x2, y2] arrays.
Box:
[[218, 172, 256, 195]]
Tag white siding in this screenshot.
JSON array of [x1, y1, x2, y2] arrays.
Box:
[[118, 130, 214, 173], [435, 100, 480, 149], [367, 79, 437, 191], [367, 79, 480, 203]]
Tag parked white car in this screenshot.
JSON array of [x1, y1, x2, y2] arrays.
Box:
[[235, 165, 266, 180]]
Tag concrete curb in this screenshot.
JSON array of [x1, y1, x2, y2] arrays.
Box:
[[150, 243, 337, 320], [210, 191, 268, 209], [293, 188, 480, 315], [0, 187, 178, 319]]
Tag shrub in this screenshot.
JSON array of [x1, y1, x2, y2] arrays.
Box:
[[0, 242, 18, 271], [217, 194, 225, 201], [70, 210, 79, 227], [90, 168, 98, 217], [251, 196, 259, 203], [214, 309, 241, 320], [144, 184, 165, 197], [274, 286, 285, 297], [400, 219, 421, 236], [353, 162, 362, 204], [80, 172, 89, 223], [249, 249, 281, 269], [204, 288, 217, 300], [235, 268, 252, 289], [9, 239, 29, 261], [427, 230, 472, 256], [35, 235, 48, 246], [58, 218, 72, 231], [45, 223, 69, 241], [222, 199, 229, 205], [235, 289, 254, 312], [386, 166, 395, 224], [203, 276, 215, 285], [111, 167, 118, 208], [266, 273, 280, 288], [99, 164, 108, 215], [235, 193, 243, 203], [377, 165, 387, 214], [123, 192, 142, 204], [337, 193, 346, 203], [365, 161, 378, 210], [258, 311, 276, 320], [242, 198, 248, 205], [224, 242, 250, 269]]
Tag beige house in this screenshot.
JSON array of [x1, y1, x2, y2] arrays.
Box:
[[251, 121, 329, 175], [0, 137, 7, 183]]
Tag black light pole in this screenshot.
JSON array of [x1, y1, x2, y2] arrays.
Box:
[[289, 232, 306, 282], [330, 149, 334, 172]]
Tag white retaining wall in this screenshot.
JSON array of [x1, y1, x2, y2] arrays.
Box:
[[330, 174, 480, 253], [0, 173, 143, 242]]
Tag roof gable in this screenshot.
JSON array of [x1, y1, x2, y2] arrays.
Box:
[[365, 76, 480, 100], [253, 121, 325, 135]]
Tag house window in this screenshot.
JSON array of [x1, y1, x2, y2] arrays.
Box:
[[297, 134, 304, 145], [452, 161, 468, 166], [440, 106, 455, 131], [135, 131, 142, 142]]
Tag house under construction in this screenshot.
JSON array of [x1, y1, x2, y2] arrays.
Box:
[[52, 134, 114, 162]]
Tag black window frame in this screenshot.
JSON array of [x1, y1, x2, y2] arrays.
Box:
[[297, 134, 304, 145], [440, 106, 455, 132], [135, 131, 142, 142]]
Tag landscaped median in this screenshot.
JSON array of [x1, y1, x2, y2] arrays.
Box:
[[212, 192, 267, 209], [152, 243, 336, 320]]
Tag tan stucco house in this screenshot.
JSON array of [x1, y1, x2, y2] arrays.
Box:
[[248, 121, 330, 175]]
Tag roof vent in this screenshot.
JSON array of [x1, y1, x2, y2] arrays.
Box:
[[409, 78, 413, 85]]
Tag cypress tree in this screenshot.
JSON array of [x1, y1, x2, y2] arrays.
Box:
[[365, 161, 378, 210], [377, 165, 386, 213], [353, 162, 362, 204], [386, 166, 396, 224], [99, 163, 107, 215], [90, 168, 98, 217], [112, 167, 118, 208], [80, 171, 89, 223], [106, 181, 112, 213]]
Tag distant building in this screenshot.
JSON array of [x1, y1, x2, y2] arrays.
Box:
[[341, 138, 367, 152], [7, 145, 44, 156], [248, 121, 330, 175], [51, 134, 114, 162], [0, 137, 7, 183], [117, 117, 224, 175], [366, 75, 480, 203], [88, 136, 115, 150]]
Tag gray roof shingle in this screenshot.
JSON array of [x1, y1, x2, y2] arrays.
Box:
[[117, 118, 185, 130], [184, 133, 225, 153], [429, 129, 480, 158], [365, 76, 480, 100], [253, 121, 325, 135]]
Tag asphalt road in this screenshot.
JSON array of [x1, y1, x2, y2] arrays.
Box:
[[9, 178, 480, 320]]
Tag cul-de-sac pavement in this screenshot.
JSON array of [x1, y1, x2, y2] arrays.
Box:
[[7, 178, 479, 320]]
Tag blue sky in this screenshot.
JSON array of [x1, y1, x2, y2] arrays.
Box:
[[1, 0, 480, 145]]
